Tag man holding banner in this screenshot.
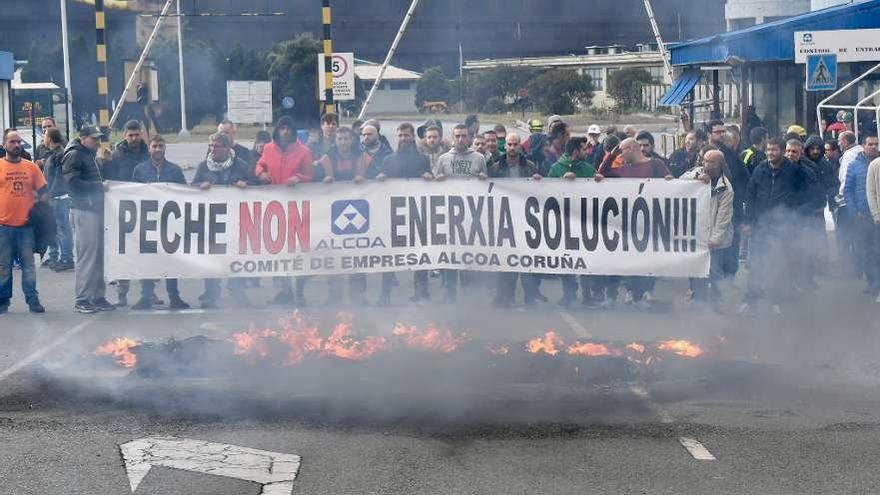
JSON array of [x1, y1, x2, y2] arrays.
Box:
[[193, 133, 258, 309], [596, 138, 674, 308], [255, 116, 314, 307], [434, 124, 488, 303]]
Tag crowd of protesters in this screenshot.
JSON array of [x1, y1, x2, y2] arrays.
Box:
[[1, 107, 879, 316]]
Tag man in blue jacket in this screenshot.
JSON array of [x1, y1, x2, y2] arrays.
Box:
[[842, 146, 877, 295]]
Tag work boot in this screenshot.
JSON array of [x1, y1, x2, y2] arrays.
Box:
[[169, 295, 191, 310], [131, 297, 153, 311], [27, 298, 45, 314]]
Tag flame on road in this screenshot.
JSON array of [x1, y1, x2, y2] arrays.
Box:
[[96, 313, 707, 370], [657, 340, 704, 358], [94, 337, 140, 368]]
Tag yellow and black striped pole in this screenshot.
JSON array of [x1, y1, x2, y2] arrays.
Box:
[[94, 0, 111, 148], [321, 0, 335, 115]]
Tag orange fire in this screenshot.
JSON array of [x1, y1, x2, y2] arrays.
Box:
[[392, 323, 465, 352], [657, 340, 704, 358], [230, 312, 467, 366], [566, 341, 618, 357], [95, 337, 140, 368], [626, 342, 646, 354], [526, 331, 564, 356]]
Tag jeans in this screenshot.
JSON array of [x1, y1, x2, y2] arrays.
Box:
[[854, 216, 880, 291], [0, 225, 38, 303], [48, 198, 74, 263]]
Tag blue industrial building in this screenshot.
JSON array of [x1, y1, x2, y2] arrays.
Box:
[[663, 0, 880, 137]]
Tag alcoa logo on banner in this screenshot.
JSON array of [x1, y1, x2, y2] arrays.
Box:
[[331, 200, 370, 235]]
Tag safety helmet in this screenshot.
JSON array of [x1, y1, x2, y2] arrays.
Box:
[[786, 125, 807, 139]]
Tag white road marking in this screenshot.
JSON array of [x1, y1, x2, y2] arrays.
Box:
[[120, 436, 301, 494], [0, 320, 92, 383], [679, 437, 717, 460], [558, 311, 592, 338], [629, 385, 674, 424]]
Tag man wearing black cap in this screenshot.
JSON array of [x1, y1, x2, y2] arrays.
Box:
[[62, 126, 115, 314]]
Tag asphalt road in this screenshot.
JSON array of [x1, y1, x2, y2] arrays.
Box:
[[2, 260, 880, 494]]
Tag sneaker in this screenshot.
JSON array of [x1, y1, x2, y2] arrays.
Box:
[[92, 298, 117, 312], [74, 301, 98, 314], [27, 299, 45, 313], [52, 261, 74, 272], [41, 259, 56, 269], [169, 296, 191, 310], [737, 302, 754, 316], [535, 291, 549, 303], [115, 295, 128, 308], [131, 298, 153, 311], [643, 291, 658, 303], [771, 304, 782, 316], [623, 290, 635, 305]]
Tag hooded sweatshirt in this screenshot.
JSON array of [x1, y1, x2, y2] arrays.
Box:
[[255, 117, 314, 185], [804, 134, 840, 207]]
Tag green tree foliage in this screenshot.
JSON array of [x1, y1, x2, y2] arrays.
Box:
[[467, 67, 540, 111], [267, 34, 322, 124], [414, 67, 451, 108], [483, 96, 506, 114], [526, 69, 594, 115], [607, 67, 653, 111]]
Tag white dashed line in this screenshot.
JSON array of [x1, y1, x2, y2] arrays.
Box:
[[558, 311, 592, 338], [679, 437, 717, 460], [629, 384, 674, 423], [0, 320, 92, 383]]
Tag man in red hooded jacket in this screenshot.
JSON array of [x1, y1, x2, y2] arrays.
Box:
[[255, 116, 314, 306]]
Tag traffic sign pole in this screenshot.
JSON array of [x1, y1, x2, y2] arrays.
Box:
[[321, 0, 335, 115]]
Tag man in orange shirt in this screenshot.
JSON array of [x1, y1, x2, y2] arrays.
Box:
[[255, 116, 314, 306], [0, 129, 48, 314]]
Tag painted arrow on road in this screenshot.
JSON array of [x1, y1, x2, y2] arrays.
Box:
[[119, 435, 301, 494]]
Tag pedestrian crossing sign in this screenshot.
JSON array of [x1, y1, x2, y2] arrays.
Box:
[[806, 54, 837, 91]]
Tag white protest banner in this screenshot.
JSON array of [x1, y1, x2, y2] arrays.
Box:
[[104, 178, 710, 281]]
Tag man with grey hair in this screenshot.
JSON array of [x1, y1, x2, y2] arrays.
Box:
[[681, 149, 733, 303], [191, 132, 256, 309]]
